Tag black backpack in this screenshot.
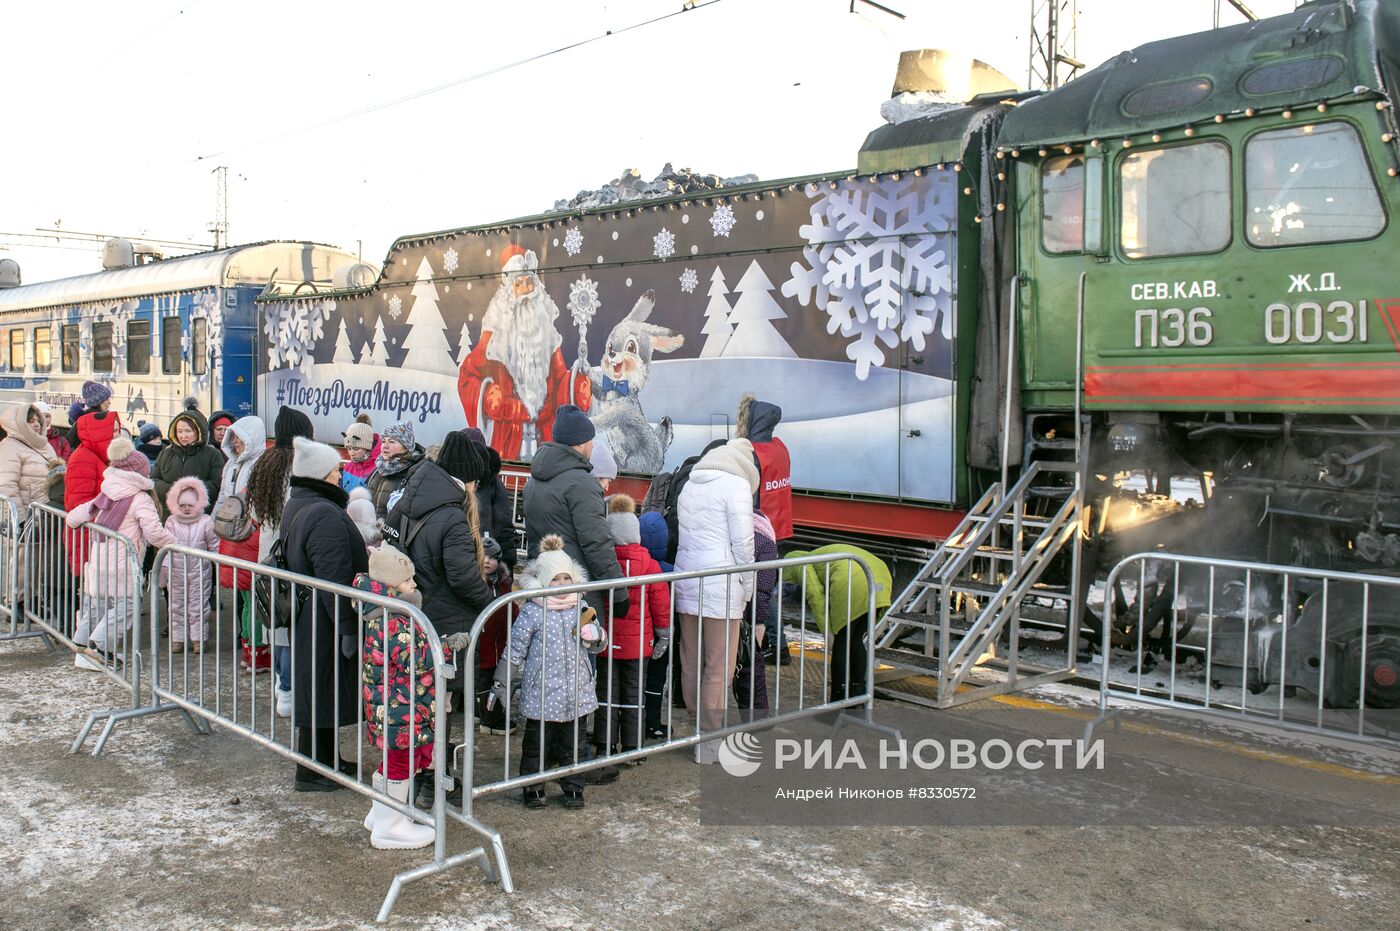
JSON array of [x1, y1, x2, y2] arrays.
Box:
[[641, 467, 676, 515]]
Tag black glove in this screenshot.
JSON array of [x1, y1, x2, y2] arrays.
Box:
[[610, 588, 631, 619], [341, 634, 357, 660]]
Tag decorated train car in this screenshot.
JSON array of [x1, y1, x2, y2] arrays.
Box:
[[256, 167, 989, 542], [257, 0, 1400, 707], [0, 241, 365, 430]]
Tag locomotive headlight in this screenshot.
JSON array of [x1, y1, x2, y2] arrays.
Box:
[[1106, 423, 1145, 456]]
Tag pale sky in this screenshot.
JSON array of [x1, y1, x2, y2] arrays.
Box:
[[2, 0, 1298, 284]]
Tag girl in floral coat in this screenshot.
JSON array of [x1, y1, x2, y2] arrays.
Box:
[[354, 543, 435, 850]]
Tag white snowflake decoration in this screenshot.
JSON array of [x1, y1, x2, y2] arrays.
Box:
[[387, 294, 403, 320], [678, 268, 699, 294], [563, 227, 584, 256], [781, 175, 955, 379], [710, 203, 736, 237], [189, 289, 225, 393], [442, 248, 459, 274], [264, 297, 334, 375], [652, 227, 676, 259], [568, 274, 600, 329]]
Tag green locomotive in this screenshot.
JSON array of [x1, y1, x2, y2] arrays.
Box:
[[865, 0, 1400, 708]]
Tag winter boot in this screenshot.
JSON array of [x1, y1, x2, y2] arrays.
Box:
[[240, 643, 272, 673], [363, 770, 388, 830], [294, 728, 342, 792], [370, 779, 435, 850]]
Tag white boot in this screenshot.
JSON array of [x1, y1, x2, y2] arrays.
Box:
[[370, 778, 435, 850], [275, 687, 293, 719], [363, 770, 387, 830]]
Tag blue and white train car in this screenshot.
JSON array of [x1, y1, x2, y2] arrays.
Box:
[[0, 241, 363, 430]]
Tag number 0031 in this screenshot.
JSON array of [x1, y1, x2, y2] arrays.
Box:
[[1264, 300, 1369, 345]]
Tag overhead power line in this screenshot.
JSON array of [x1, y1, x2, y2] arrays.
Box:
[[194, 0, 726, 162]]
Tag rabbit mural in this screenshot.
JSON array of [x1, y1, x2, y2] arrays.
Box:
[[586, 289, 684, 473]]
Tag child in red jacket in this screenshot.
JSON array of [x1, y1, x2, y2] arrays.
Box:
[[595, 494, 671, 761]]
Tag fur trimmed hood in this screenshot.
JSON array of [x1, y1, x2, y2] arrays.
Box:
[[166, 475, 210, 515], [737, 394, 782, 443]]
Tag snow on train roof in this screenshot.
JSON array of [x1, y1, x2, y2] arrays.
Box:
[[0, 241, 353, 314]]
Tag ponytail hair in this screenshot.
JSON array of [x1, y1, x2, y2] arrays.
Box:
[[463, 484, 486, 575]]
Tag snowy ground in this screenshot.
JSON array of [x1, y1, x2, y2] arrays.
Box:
[[3, 631, 1400, 930]]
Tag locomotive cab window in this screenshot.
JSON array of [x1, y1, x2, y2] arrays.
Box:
[[1245, 122, 1385, 247], [161, 316, 182, 375], [1120, 141, 1231, 258], [92, 322, 113, 373], [33, 327, 51, 372], [191, 318, 207, 375], [9, 329, 25, 370], [127, 319, 151, 375], [61, 324, 79, 373], [1042, 155, 1086, 253]]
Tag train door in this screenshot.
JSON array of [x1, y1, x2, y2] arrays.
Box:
[[1018, 149, 1106, 412], [220, 286, 258, 417]]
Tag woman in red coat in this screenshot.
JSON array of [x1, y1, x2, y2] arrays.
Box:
[[594, 494, 672, 761], [64, 411, 123, 575]]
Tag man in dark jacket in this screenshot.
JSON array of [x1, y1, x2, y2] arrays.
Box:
[[523, 406, 627, 618], [280, 437, 367, 792]]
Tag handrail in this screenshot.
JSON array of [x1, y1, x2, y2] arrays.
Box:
[[943, 491, 1080, 687], [937, 460, 1074, 587], [1001, 274, 1021, 493]]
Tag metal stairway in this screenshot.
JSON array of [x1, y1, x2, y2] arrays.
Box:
[[873, 460, 1083, 708]]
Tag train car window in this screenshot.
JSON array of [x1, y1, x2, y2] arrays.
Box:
[[33, 327, 51, 372], [92, 322, 113, 373], [1120, 141, 1231, 258], [1042, 155, 1085, 253], [61, 325, 79, 373], [191, 318, 208, 375], [127, 320, 152, 375], [1241, 58, 1343, 97], [9, 329, 25, 371], [1122, 78, 1212, 117], [1246, 122, 1385, 247], [161, 316, 182, 375]]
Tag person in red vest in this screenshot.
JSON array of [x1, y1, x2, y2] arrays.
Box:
[[457, 245, 590, 462], [737, 394, 793, 665]]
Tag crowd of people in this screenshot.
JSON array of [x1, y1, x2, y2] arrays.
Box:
[[0, 381, 891, 845]]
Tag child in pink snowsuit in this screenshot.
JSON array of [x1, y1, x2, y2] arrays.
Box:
[[160, 476, 219, 650]]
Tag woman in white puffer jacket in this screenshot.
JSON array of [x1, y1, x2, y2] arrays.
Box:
[[673, 438, 757, 761]]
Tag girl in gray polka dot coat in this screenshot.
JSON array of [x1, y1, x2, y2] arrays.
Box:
[[492, 535, 610, 807]]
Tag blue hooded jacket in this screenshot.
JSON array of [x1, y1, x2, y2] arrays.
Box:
[[639, 511, 674, 572]]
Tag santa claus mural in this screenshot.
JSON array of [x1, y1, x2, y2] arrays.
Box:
[[458, 245, 590, 460]]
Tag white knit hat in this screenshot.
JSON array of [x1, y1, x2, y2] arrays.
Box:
[[292, 436, 343, 480], [695, 437, 760, 495], [523, 535, 588, 590]]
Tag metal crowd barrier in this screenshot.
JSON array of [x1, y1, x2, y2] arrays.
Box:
[[0, 493, 42, 644], [100, 542, 496, 922], [11, 502, 172, 753], [1085, 552, 1400, 749], [450, 550, 898, 890]]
